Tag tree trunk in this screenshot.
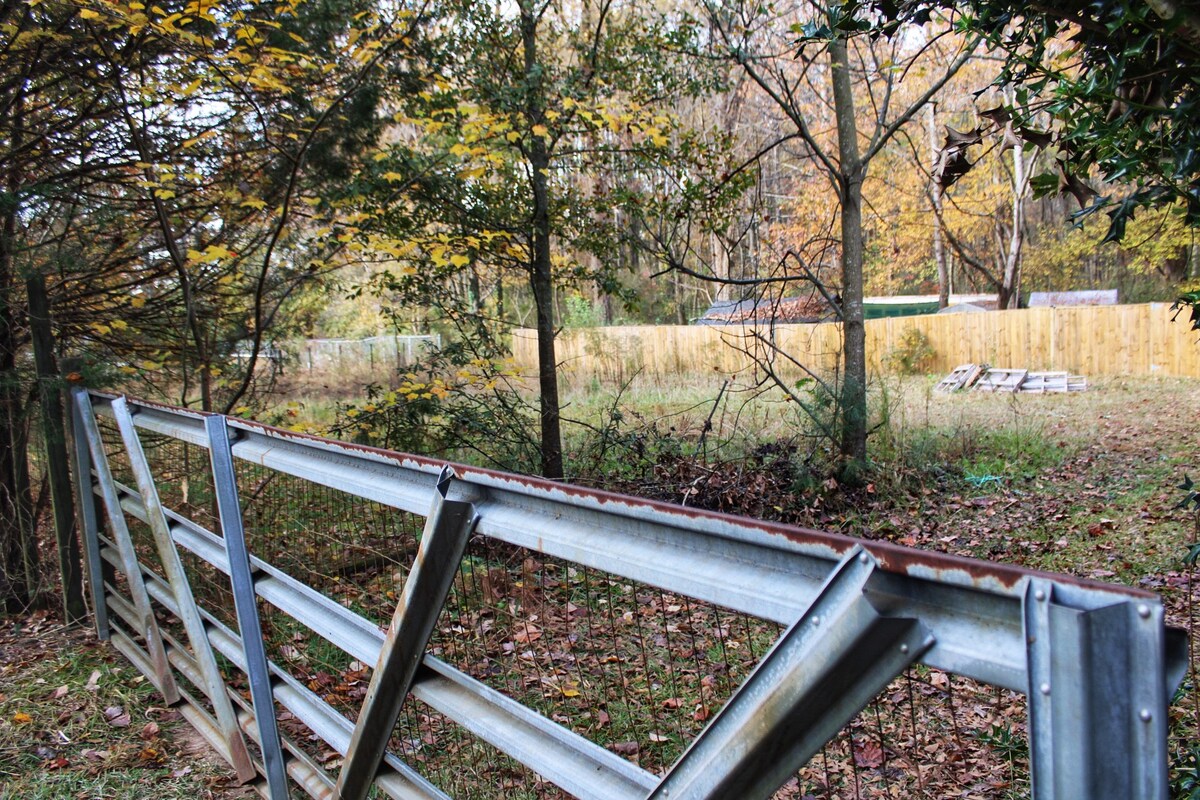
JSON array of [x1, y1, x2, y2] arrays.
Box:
[[830, 36, 868, 479], [469, 265, 482, 314], [1161, 250, 1189, 283], [496, 273, 505, 322], [27, 271, 85, 622], [522, 0, 564, 480], [0, 94, 37, 612], [928, 105, 949, 309], [711, 231, 730, 302], [999, 139, 1026, 310]]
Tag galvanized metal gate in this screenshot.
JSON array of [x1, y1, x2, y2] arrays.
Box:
[[69, 389, 1189, 799]]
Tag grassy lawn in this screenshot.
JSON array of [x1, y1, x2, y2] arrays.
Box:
[[0, 614, 252, 800]]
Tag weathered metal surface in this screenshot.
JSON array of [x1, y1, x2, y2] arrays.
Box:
[[206, 415, 290, 799], [111, 483, 383, 664], [107, 483, 662, 797], [650, 547, 932, 800], [413, 660, 659, 800], [74, 392, 179, 702], [234, 707, 339, 800], [99, 541, 451, 800], [90, 392, 1155, 601], [1025, 580, 1173, 799], [105, 483, 660, 799], [68, 388, 109, 639], [89, 392, 1169, 692]]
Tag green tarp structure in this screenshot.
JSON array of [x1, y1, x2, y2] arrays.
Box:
[[862, 301, 940, 319]]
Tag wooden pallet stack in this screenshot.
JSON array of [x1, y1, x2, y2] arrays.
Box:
[[934, 364, 1087, 393]]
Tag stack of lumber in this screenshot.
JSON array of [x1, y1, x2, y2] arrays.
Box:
[[974, 368, 1028, 392], [935, 364, 1087, 393]]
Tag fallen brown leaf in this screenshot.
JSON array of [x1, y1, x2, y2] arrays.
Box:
[[103, 706, 131, 727]]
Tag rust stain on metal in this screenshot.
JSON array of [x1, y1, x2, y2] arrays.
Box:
[[94, 392, 211, 420]]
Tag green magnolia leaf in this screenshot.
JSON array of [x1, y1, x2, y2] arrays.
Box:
[[797, 21, 833, 40], [1029, 172, 1059, 199]]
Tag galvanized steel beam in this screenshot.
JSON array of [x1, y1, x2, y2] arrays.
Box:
[[68, 387, 108, 639], [412, 659, 658, 800], [205, 415, 290, 799], [88, 392, 1181, 694], [649, 546, 933, 800], [106, 480, 661, 799], [99, 542, 452, 800], [74, 391, 178, 702], [1025, 579, 1174, 799], [82, 391, 1189, 800]]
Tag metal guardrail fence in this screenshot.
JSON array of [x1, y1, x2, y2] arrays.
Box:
[[68, 389, 1189, 799]]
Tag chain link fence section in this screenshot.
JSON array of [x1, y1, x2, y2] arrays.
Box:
[[288, 335, 442, 375]]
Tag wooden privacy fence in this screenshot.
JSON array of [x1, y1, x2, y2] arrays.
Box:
[[513, 303, 1200, 382], [69, 389, 1189, 799]]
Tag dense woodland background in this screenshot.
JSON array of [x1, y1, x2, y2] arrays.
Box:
[[3, 0, 1200, 612]]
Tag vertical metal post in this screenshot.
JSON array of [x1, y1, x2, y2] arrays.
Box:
[[73, 391, 177, 700], [1025, 579, 1172, 799], [335, 466, 477, 800], [110, 397, 257, 783], [68, 387, 109, 639], [206, 415, 290, 799]]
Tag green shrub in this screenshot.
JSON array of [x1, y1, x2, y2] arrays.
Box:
[[887, 326, 936, 375]]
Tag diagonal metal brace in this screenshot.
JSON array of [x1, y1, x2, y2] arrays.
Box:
[[335, 466, 477, 800], [74, 391, 179, 703], [110, 398, 256, 783], [648, 545, 934, 800]]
